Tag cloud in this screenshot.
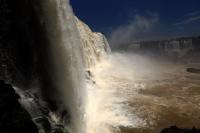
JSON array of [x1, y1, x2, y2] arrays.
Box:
[[108, 13, 159, 49], [175, 11, 200, 25]]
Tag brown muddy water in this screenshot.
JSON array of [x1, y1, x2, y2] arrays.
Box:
[[120, 63, 200, 133]]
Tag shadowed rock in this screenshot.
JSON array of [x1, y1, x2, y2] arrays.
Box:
[[0, 80, 38, 133], [187, 68, 200, 74], [160, 126, 200, 133]]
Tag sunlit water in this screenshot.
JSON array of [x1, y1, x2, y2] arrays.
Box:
[[84, 53, 200, 133]]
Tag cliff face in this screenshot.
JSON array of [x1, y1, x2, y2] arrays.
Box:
[[0, 0, 52, 132], [0, 0, 41, 86]]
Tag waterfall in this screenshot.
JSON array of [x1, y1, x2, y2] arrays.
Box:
[[39, 0, 86, 132], [13, 0, 87, 133]]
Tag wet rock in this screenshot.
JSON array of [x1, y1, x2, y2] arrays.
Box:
[[85, 70, 96, 84], [52, 124, 68, 133], [160, 126, 200, 133], [33, 116, 51, 133], [187, 68, 200, 74]]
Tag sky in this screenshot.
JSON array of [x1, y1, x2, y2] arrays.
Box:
[[70, 0, 200, 45]]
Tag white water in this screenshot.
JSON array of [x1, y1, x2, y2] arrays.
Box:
[[84, 53, 152, 133]]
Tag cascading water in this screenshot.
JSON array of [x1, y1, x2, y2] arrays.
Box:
[[14, 0, 87, 133], [37, 0, 87, 132]]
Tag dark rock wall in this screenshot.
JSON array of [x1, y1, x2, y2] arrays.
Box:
[[0, 80, 38, 133], [0, 0, 56, 104], [0, 0, 39, 86], [0, 0, 56, 132]]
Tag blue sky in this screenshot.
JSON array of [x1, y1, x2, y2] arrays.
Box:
[[70, 0, 200, 43]]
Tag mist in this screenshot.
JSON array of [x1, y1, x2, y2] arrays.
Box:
[[108, 14, 159, 50]]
